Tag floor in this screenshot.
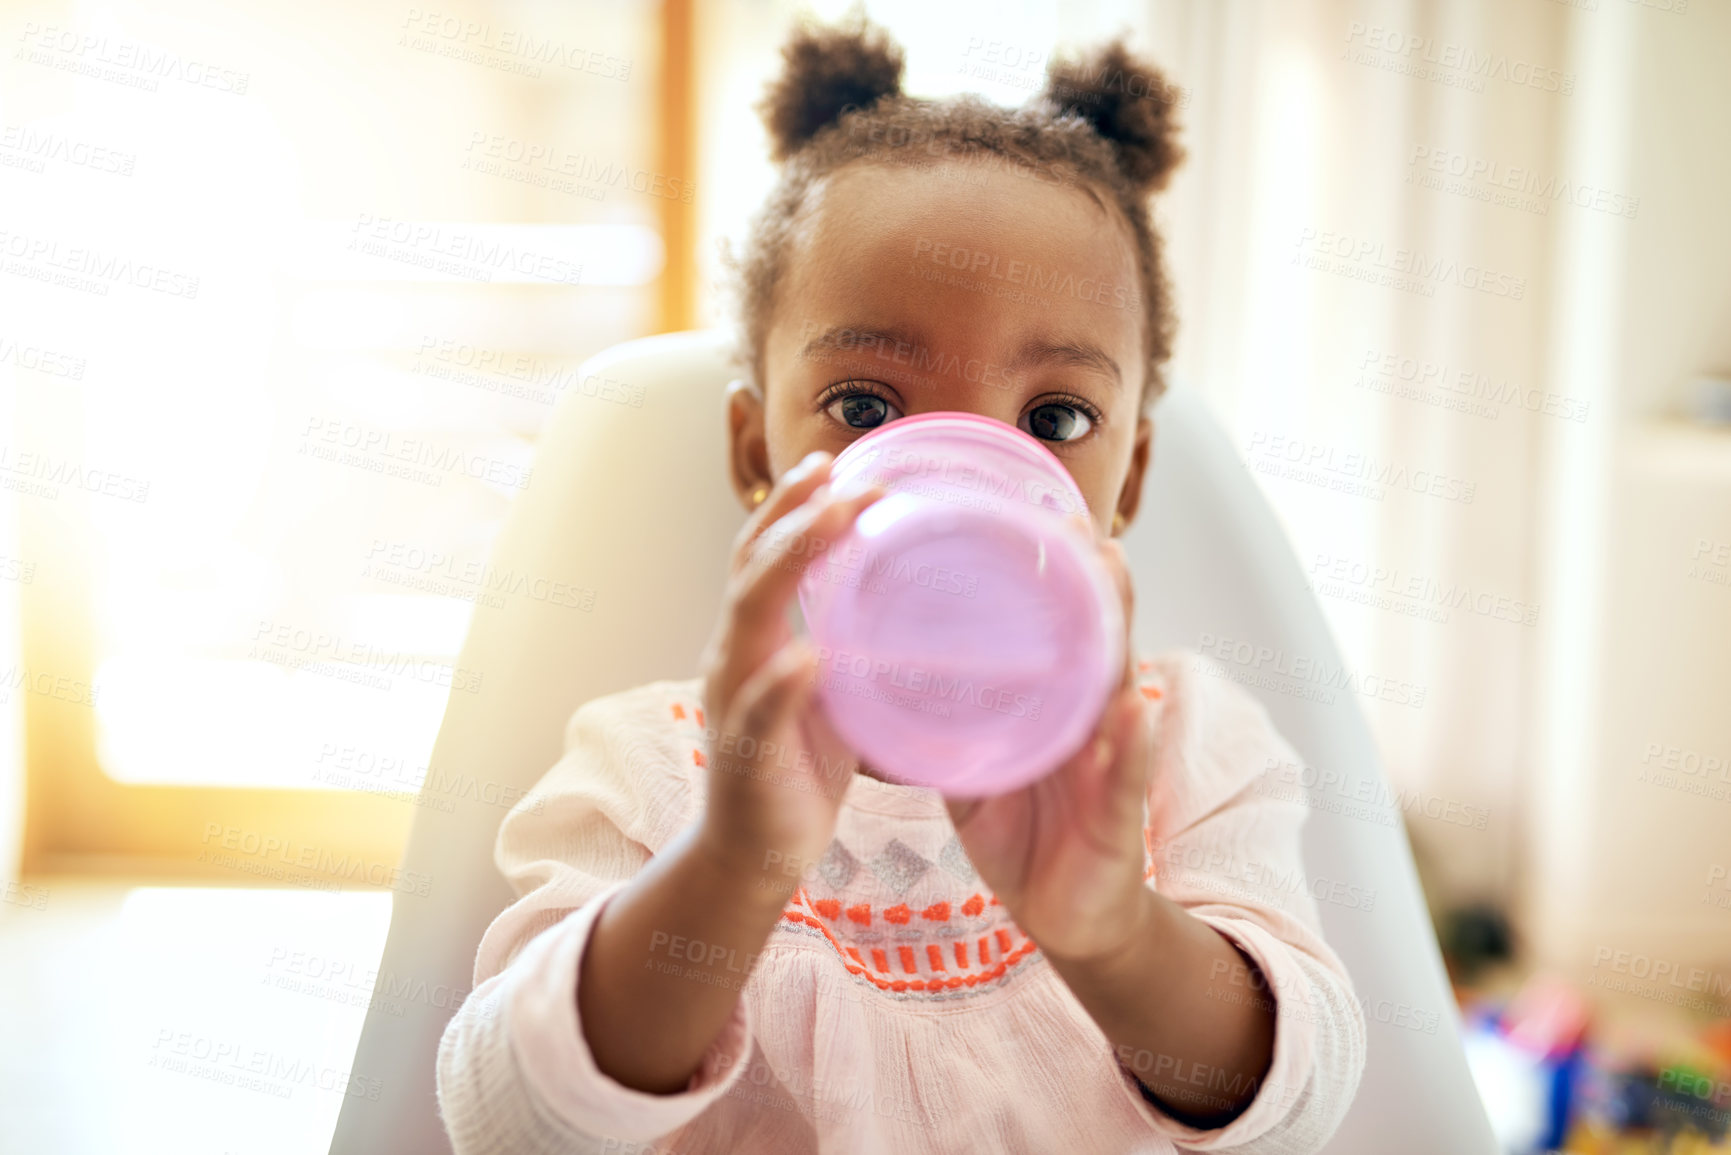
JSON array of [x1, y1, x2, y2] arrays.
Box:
[[6, 878, 1723, 1154], [0, 877, 393, 1155]]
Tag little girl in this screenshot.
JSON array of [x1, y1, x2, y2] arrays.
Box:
[[437, 17, 1365, 1154]]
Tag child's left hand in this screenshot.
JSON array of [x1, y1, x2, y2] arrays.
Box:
[[943, 537, 1156, 964]]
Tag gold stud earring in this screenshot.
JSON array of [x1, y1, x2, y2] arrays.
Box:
[[750, 484, 769, 507], [1112, 512, 1126, 535]]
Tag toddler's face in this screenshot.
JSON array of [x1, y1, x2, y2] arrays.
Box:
[[729, 159, 1153, 538]]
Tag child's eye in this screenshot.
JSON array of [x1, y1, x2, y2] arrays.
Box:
[[820, 383, 904, 431], [1022, 397, 1100, 444]]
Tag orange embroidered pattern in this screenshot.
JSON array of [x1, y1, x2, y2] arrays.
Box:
[[777, 886, 1039, 995]]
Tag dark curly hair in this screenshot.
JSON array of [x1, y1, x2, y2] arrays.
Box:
[[727, 14, 1186, 415]]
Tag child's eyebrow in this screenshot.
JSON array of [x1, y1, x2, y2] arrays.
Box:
[[1009, 337, 1122, 388], [798, 324, 925, 363], [800, 324, 1121, 391]]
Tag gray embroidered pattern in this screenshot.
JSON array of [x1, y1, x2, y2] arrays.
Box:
[[866, 838, 931, 896], [816, 841, 859, 890], [937, 834, 977, 883]]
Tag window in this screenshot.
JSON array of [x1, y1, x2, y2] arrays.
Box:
[[7, 0, 672, 877]]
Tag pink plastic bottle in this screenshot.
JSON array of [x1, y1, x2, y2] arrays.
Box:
[[795, 411, 1124, 796]]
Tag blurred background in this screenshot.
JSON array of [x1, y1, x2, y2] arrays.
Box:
[[1, 0, 1728, 1152]]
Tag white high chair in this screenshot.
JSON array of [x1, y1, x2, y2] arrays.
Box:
[[328, 329, 1498, 1154]]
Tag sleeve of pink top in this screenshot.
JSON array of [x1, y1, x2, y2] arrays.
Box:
[[435, 686, 755, 1155], [1108, 654, 1368, 1155]]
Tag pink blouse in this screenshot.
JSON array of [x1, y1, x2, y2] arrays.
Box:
[[435, 651, 1366, 1153]]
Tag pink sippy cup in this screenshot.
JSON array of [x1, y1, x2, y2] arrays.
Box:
[[795, 411, 1125, 796]]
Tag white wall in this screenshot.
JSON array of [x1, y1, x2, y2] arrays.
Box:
[[1526, 0, 1731, 984]]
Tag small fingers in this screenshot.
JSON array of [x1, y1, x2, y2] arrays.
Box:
[[1073, 686, 1150, 809], [726, 638, 817, 767], [734, 451, 833, 569], [704, 451, 830, 700], [1097, 538, 1135, 688], [730, 484, 886, 642], [794, 683, 861, 797], [1100, 538, 1134, 618], [712, 483, 885, 706], [1106, 687, 1154, 809]]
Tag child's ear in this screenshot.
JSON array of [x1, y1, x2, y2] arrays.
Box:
[[758, 14, 905, 162], [1113, 416, 1155, 534], [724, 379, 772, 510]]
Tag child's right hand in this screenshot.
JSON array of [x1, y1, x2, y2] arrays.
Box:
[[696, 450, 888, 902]]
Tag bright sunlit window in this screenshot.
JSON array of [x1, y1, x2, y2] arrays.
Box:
[[7, 1, 663, 790]]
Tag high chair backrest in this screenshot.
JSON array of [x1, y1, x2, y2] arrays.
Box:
[[329, 329, 1497, 1155]]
